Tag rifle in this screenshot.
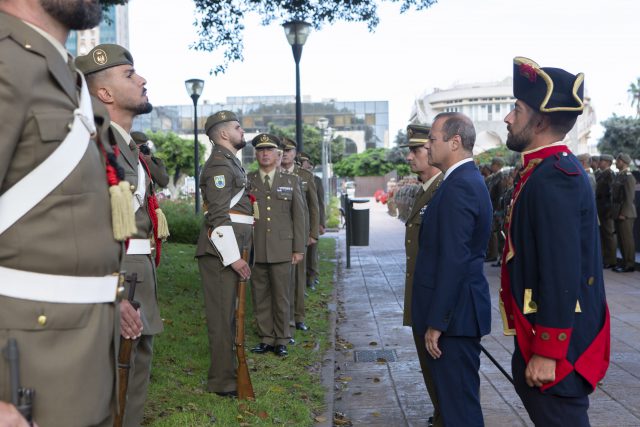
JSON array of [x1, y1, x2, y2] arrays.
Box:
[[3, 339, 34, 426], [235, 248, 255, 400], [114, 273, 140, 427]]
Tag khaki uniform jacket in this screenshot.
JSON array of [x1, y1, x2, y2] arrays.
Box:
[[314, 175, 326, 227], [249, 171, 305, 263], [0, 12, 120, 426], [290, 166, 320, 240], [611, 169, 637, 219], [195, 144, 252, 258], [403, 174, 443, 326], [596, 168, 615, 220], [111, 128, 163, 335]]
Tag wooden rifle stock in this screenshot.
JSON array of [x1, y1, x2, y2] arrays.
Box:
[[235, 248, 255, 400], [114, 273, 140, 427]]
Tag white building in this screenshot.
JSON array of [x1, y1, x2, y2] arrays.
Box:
[[410, 77, 596, 154], [65, 4, 130, 56]]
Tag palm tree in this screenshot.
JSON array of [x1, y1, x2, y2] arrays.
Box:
[[627, 78, 640, 117]]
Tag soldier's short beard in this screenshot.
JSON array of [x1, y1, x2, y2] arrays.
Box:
[[506, 119, 535, 153], [234, 139, 247, 150], [133, 102, 153, 115], [40, 0, 103, 30]]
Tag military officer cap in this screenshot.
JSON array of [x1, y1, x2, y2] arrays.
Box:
[[600, 154, 614, 163], [76, 44, 133, 75], [252, 133, 281, 149], [576, 153, 591, 162], [513, 56, 584, 116], [617, 153, 632, 165], [204, 110, 239, 135], [281, 137, 297, 150], [591, 155, 600, 162], [491, 157, 505, 166], [400, 124, 430, 148], [131, 131, 148, 145], [298, 152, 313, 164]]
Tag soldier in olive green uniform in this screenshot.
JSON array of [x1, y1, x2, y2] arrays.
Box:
[[485, 157, 505, 263], [195, 111, 253, 396], [248, 135, 306, 357], [281, 137, 319, 331], [596, 154, 617, 267], [77, 43, 163, 427], [402, 125, 443, 427], [612, 153, 637, 272], [300, 153, 326, 290], [0, 3, 123, 426], [131, 131, 170, 188]]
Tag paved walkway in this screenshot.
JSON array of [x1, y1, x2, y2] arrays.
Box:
[[330, 199, 640, 427]]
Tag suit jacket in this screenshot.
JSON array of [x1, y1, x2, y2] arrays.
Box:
[[403, 174, 443, 326], [411, 161, 492, 337], [111, 127, 163, 335], [249, 170, 305, 263], [0, 12, 120, 426], [502, 146, 609, 395], [611, 168, 637, 219]]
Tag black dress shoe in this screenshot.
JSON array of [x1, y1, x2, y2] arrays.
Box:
[[214, 390, 237, 398], [295, 322, 309, 331], [289, 338, 296, 345], [603, 264, 616, 269], [613, 266, 635, 273], [427, 416, 434, 427], [274, 344, 288, 356], [306, 282, 317, 291], [491, 261, 501, 267], [250, 343, 274, 354]]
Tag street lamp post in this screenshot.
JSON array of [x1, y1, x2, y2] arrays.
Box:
[[185, 78, 205, 214], [283, 20, 311, 153], [316, 117, 331, 215]]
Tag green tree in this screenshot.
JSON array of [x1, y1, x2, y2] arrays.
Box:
[[392, 129, 407, 147], [628, 78, 640, 117], [147, 131, 207, 196], [474, 145, 519, 166], [268, 123, 345, 165], [598, 116, 640, 161], [333, 148, 410, 177], [192, 0, 437, 74]]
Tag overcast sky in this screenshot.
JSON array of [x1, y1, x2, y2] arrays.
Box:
[[128, 0, 640, 142]]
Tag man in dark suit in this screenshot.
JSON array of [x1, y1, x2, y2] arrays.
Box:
[[402, 124, 443, 427], [500, 57, 610, 427], [412, 112, 493, 427]]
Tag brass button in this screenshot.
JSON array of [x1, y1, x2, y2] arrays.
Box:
[[406, 256, 411, 260], [37, 315, 47, 326], [406, 273, 410, 277], [130, 185, 135, 191], [25, 44, 32, 49], [267, 228, 271, 232], [267, 218, 271, 221], [267, 196, 271, 200], [587, 276, 594, 286], [558, 332, 567, 341], [540, 332, 550, 341], [528, 301, 537, 310], [408, 224, 413, 228], [67, 122, 73, 130], [407, 239, 411, 244], [267, 206, 271, 211]]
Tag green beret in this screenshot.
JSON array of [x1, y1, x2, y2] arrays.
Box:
[[252, 133, 281, 149], [76, 44, 133, 75], [513, 56, 584, 116], [204, 110, 238, 135], [130, 131, 148, 145], [600, 154, 614, 162], [400, 124, 430, 148], [281, 137, 297, 150], [617, 153, 632, 165]]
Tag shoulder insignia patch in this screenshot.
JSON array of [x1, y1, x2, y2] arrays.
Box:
[[214, 175, 225, 188], [553, 153, 581, 176]]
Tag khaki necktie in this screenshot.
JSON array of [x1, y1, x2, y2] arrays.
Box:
[[264, 174, 271, 190]]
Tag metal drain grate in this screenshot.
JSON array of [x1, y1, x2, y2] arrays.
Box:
[[353, 349, 397, 363]]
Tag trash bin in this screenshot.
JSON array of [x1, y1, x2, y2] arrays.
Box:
[[350, 205, 369, 246]]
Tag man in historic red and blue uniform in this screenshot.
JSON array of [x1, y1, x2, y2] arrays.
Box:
[[500, 57, 610, 426]]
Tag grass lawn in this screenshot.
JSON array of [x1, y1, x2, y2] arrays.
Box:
[[144, 237, 337, 426]]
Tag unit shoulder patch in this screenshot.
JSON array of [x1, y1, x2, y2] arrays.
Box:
[[214, 175, 226, 188]]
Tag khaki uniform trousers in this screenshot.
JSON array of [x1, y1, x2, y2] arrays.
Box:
[[615, 218, 636, 268], [250, 262, 292, 346], [123, 334, 154, 427], [600, 217, 617, 265], [289, 255, 306, 325], [413, 331, 442, 427], [306, 241, 319, 285]]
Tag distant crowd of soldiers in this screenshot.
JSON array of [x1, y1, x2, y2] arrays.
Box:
[[391, 152, 637, 273]]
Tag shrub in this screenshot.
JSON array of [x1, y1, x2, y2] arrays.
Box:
[[326, 196, 341, 229], [160, 200, 203, 244]]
